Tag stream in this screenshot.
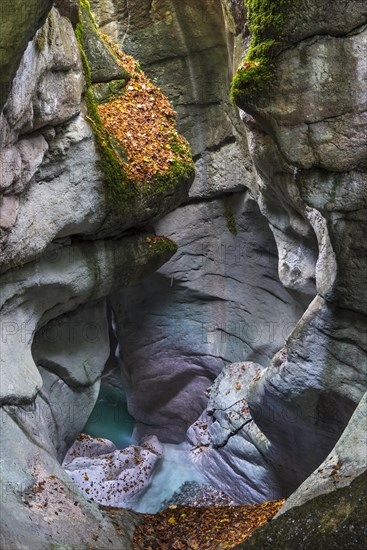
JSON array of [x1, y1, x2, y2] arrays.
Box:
[[81, 384, 208, 513]]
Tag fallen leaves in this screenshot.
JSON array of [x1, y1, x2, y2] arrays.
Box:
[[97, 34, 191, 185], [132, 499, 285, 549]]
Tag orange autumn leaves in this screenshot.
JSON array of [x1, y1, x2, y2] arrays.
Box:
[[132, 499, 285, 550], [98, 34, 191, 184]]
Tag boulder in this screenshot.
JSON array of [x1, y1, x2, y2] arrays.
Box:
[[187, 363, 282, 504], [232, 471, 367, 549], [63, 434, 163, 507]]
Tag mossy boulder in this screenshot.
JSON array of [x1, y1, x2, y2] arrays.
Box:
[[75, 0, 194, 229], [230, 0, 294, 106], [0, 0, 53, 112], [79, 0, 128, 83], [232, 472, 367, 549]]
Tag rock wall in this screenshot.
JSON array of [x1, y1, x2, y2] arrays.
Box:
[[92, 0, 367, 507], [0, 2, 193, 547], [90, 0, 309, 442], [0, 0, 53, 113], [187, 0, 367, 504], [227, 0, 367, 497]]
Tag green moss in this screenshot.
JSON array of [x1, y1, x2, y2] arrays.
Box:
[[230, 0, 295, 105], [36, 29, 46, 52], [145, 236, 178, 255], [47, 9, 55, 46], [92, 79, 127, 104], [35, 10, 54, 52], [224, 201, 237, 236], [75, 1, 135, 212], [145, 130, 194, 196]]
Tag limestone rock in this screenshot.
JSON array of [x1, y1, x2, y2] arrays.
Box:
[[0, 115, 106, 270], [54, 0, 80, 27], [0, 196, 19, 230], [3, 8, 84, 139], [187, 363, 282, 504], [283, 0, 367, 43], [63, 434, 163, 507], [0, 0, 53, 113], [112, 194, 307, 442], [0, 407, 140, 549], [80, 1, 129, 83], [0, 233, 177, 405], [226, 0, 367, 504], [278, 391, 367, 514]]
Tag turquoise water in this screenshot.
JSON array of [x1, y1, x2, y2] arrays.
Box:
[[83, 385, 134, 449]]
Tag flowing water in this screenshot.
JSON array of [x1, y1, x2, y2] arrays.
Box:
[[81, 385, 209, 512]]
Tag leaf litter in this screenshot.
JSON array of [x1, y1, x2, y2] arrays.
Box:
[[132, 499, 285, 549]]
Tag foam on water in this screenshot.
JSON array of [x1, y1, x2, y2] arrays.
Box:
[[133, 442, 207, 513]]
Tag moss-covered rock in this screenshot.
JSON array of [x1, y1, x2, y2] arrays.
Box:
[[75, 0, 194, 226], [232, 472, 367, 549], [230, 0, 295, 105], [78, 0, 128, 83]]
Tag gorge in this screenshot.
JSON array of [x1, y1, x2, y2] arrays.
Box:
[[0, 0, 366, 548]]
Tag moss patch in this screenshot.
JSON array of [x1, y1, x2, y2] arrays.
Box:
[[36, 29, 46, 53], [230, 0, 295, 105], [145, 235, 178, 256], [91, 79, 127, 104], [224, 200, 238, 236]]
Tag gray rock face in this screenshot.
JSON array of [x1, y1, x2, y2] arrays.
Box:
[[0, 8, 85, 266], [0, 0, 53, 113], [54, 0, 80, 28], [0, 233, 174, 405], [218, 0, 367, 501], [188, 362, 283, 504], [277, 390, 367, 515], [0, 3, 193, 547], [112, 195, 307, 442], [80, 0, 129, 83], [91, 0, 309, 445]]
